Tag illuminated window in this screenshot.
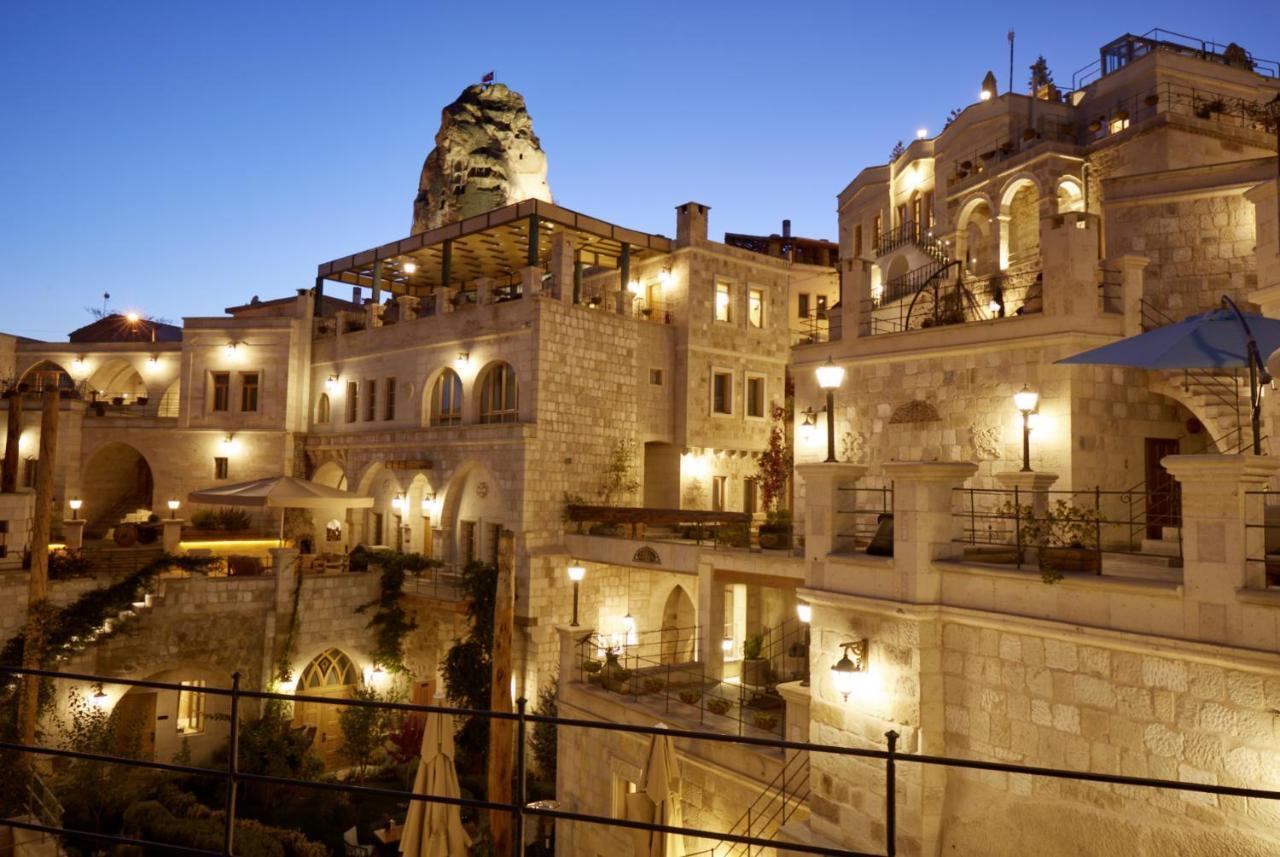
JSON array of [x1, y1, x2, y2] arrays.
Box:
[[214, 457, 229, 480], [714, 280, 733, 323], [1109, 116, 1130, 134], [346, 381, 359, 423], [712, 475, 726, 511], [746, 375, 765, 418], [431, 370, 463, 426], [797, 293, 811, 319], [240, 373, 259, 412], [176, 680, 206, 735], [298, 648, 358, 690], [23, 458, 36, 489], [461, 521, 477, 563], [744, 478, 757, 515], [364, 380, 377, 422], [478, 363, 518, 424], [748, 287, 765, 329], [712, 371, 733, 415], [316, 393, 330, 424], [383, 377, 397, 421], [211, 372, 230, 412]]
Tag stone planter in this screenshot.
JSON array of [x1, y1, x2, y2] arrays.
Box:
[[758, 527, 792, 550], [1039, 546, 1100, 574]]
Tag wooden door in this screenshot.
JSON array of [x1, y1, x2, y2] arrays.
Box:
[[294, 685, 352, 767], [114, 692, 157, 760], [1145, 438, 1181, 540]]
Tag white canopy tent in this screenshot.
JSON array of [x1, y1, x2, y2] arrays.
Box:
[[188, 475, 373, 543]]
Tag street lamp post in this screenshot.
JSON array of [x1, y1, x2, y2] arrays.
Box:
[[815, 358, 846, 464], [167, 497, 180, 519], [1014, 386, 1039, 472], [567, 562, 585, 627]]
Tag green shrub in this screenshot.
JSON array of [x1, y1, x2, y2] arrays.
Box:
[[48, 550, 94, 579], [707, 697, 733, 716], [217, 507, 252, 532], [642, 677, 665, 694], [191, 509, 220, 530], [743, 633, 764, 660], [122, 800, 285, 857], [678, 689, 701, 705]]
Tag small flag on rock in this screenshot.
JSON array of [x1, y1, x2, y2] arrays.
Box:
[[482, 70, 495, 84]]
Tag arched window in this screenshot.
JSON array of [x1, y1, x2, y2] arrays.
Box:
[[430, 369, 463, 426], [297, 648, 357, 690], [478, 363, 518, 424], [316, 392, 331, 424]]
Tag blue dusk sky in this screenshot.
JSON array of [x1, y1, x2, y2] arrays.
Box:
[[2, 1, 1278, 339]]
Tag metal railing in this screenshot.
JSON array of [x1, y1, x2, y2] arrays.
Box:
[[835, 484, 894, 554], [3, 665, 1279, 857], [1072, 29, 1280, 90], [576, 628, 786, 739], [862, 264, 1041, 336], [873, 222, 948, 263], [705, 750, 810, 857], [1244, 490, 1280, 589], [953, 484, 1183, 571]]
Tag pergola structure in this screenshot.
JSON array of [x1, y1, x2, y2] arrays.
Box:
[[315, 199, 673, 305]]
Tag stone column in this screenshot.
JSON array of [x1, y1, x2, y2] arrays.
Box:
[[271, 546, 299, 602], [614, 291, 632, 316], [697, 557, 726, 680], [796, 463, 867, 573], [365, 301, 385, 329], [62, 518, 85, 551], [775, 680, 811, 755], [473, 277, 492, 306], [549, 234, 575, 302], [1246, 178, 1280, 316], [1115, 254, 1149, 336], [882, 461, 977, 603], [521, 265, 543, 298], [556, 623, 593, 686], [1162, 454, 1280, 643], [395, 295, 420, 321], [1040, 212, 1102, 322], [161, 519, 184, 554]]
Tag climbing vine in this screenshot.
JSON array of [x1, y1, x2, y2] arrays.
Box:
[[354, 548, 437, 673], [274, 570, 305, 685]]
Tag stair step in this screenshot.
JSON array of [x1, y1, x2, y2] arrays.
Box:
[[1102, 550, 1181, 569]]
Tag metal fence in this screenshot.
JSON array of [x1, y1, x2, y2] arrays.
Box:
[[835, 484, 893, 554], [4, 666, 1280, 857], [1244, 490, 1280, 589]]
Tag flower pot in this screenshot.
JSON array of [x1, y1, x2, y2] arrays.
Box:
[[758, 527, 792, 550], [706, 697, 732, 716], [1039, 546, 1100, 574]]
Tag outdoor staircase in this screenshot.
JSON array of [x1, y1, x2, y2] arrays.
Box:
[[704, 751, 810, 857], [85, 501, 153, 540], [875, 222, 955, 305]]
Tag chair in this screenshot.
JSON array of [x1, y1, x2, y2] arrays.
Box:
[[343, 826, 373, 857]]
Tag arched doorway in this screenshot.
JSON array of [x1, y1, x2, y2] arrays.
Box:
[[659, 585, 696, 665], [439, 462, 507, 566], [82, 442, 154, 537], [292, 648, 359, 767], [86, 358, 146, 403]]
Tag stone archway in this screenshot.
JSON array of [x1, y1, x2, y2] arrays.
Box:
[[439, 461, 507, 566], [659, 585, 696, 665], [82, 442, 155, 537], [291, 647, 360, 768]]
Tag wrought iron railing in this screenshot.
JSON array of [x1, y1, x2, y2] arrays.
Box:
[[3, 666, 1279, 857], [835, 484, 894, 554]]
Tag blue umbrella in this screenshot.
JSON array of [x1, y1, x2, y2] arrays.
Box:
[[1057, 297, 1274, 453]]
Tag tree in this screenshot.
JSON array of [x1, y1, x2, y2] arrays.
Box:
[[755, 405, 793, 513], [53, 687, 150, 837], [440, 561, 498, 777], [597, 439, 640, 505], [337, 685, 389, 777], [529, 676, 558, 786]]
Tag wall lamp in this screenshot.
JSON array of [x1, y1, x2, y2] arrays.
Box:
[[831, 639, 869, 701]]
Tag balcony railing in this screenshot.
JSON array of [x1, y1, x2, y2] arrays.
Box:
[[863, 264, 1042, 336], [564, 505, 757, 549]]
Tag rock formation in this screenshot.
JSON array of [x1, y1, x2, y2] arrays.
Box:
[[412, 83, 552, 233]]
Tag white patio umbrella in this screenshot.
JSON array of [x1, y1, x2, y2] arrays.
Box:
[[188, 475, 373, 542], [400, 703, 471, 857], [625, 726, 684, 857]]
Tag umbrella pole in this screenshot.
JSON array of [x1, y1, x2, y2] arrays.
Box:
[[1221, 295, 1269, 455], [279, 508, 285, 547]]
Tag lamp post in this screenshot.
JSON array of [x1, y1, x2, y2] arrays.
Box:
[[68, 497, 83, 516], [167, 497, 180, 519], [1014, 385, 1039, 472], [815, 358, 846, 464], [567, 562, 585, 627]]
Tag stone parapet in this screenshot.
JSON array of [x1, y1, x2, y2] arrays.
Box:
[[882, 460, 977, 603]]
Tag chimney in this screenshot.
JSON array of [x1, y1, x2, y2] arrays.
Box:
[[352, 286, 362, 306], [675, 202, 710, 247], [782, 219, 791, 239]]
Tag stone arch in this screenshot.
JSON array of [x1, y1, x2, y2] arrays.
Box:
[[86, 357, 147, 402], [291, 647, 361, 768], [999, 175, 1042, 271], [658, 584, 696, 665], [1056, 176, 1085, 214], [315, 391, 331, 425], [955, 195, 996, 276], [312, 460, 348, 490], [405, 472, 438, 557], [473, 360, 519, 424], [310, 460, 350, 548], [357, 463, 405, 549], [19, 359, 75, 393], [81, 441, 155, 536], [438, 460, 508, 566], [885, 254, 910, 283], [157, 379, 181, 417], [423, 366, 464, 427], [111, 664, 230, 764]]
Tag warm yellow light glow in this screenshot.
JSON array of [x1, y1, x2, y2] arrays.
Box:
[[224, 342, 239, 359], [71, 357, 86, 374], [979, 90, 992, 101], [325, 375, 339, 392], [816, 358, 845, 390], [145, 355, 159, 370], [902, 167, 921, 192], [627, 279, 643, 296], [125, 312, 141, 324], [68, 497, 83, 513], [715, 291, 730, 310], [796, 603, 812, 624], [916, 128, 927, 139], [179, 539, 280, 552], [167, 498, 180, 513], [988, 300, 1002, 314], [1028, 412, 1044, 432], [721, 637, 734, 654], [567, 563, 586, 582], [659, 267, 673, 287], [455, 352, 470, 371], [1013, 385, 1039, 413], [402, 261, 418, 275]]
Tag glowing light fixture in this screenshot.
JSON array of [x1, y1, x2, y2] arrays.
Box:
[[1014, 385, 1039, 472], [659, 267, 673, 287], [567, 562, 585, 627], [721, 637, 734, 654], [167, 497, 180, 518], [402, 260, 418, 275], [796, 603, 812, 624], [91, 683, 109, 709], [224, 341, 239, 359], [455, 352, 470, 371], [221, 433, 235, 450], [916, 128, 928, 139], [831, 639, 868, 701], [69, 497, 83, 513], [815, 358, 845, 463], [979, 90, 992, 101], [125, 312, 141, 324], [627, 279, 643, 296], [146, 355, 159, 369], [71, 356, 86, 373], [815, 358, 845, 390], [325, 374, 340, 392]]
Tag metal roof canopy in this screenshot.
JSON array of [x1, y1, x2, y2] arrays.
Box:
[[316, 199, 674, 297]]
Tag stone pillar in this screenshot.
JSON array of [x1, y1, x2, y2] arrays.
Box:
[[271, 546, 299, 601], [614, 290, 632, 315], [549, 234, 575, 302], [161, 519, 184, 554], [473, 277, 492, 306], [1115, 254, 1150, 336], [881, 461, 977, 602], [556, 623, 593, 686], [775, 680, 811, 759], [996, 213, 1012, 270], [697, 557, 725, 680], [796, 463, 867, 589], [395, 295, 420, 322], [844, 259, 869, 340], [675, 202, 710, 247], [994, 471, 1059, 516], [365, 301, 385, 329], [521, 265, 543, 298], [62, 518, 85, 550], [1246, 178, 1280, 315], [1162, 454, 1280, 643], [1040, 212, 1102, 321]]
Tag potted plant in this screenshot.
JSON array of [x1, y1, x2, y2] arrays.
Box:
[[751, 712, 779, 731], [642, 677, 665, 695], [706, 697, 732, 716], [998, 498, 1101, 583], [758, 509, 793, 550], [600, 649, 629, 692], [741, 634, 770, 687], [678, 689, 701, 706]]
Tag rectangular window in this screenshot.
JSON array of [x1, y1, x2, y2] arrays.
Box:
[[365, 380, 377, 422], [896, 203, 908, 229], [923, 191, 934, 231], [0, 520, 8, 559], [612, 776, 639, 819], [714, 280, 733, 323], [746, 375, 765, 418], [712, 371, 733, 415], [748, 287, 765, 329], [23, 458, 36, 489], [873, 214, 882, 250], [211, 372, 230, 412], [744, 478, 758, 515], [461, 521, 477, 564], [240, 372, 259, 412], [346, 381, 359, 423], [712, 475, 726, 511], [176, 680, 206, 735], [384, 377, 397, 421], [853, 224, 863, 257], [214, 457, 229, 480], [372, 512, 385, 546], [816, 295, 828, 319], [649, 369, 664, 386], [798, 293, 811, 319]]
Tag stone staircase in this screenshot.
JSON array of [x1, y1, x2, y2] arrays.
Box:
[[85, 501, 154, 540]]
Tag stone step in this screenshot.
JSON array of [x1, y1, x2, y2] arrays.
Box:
[[1103, 549, 1181, 568], [1139, 536, 1181, 557]]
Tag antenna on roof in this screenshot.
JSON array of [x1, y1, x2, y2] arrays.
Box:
[[102, 292, 110, 316]]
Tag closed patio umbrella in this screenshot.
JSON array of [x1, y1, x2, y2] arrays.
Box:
[[1057, 296, 1278, 453], [625, 726, 684, 857], [400, 704, 471, 857], [188, 475, 373, 542]]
